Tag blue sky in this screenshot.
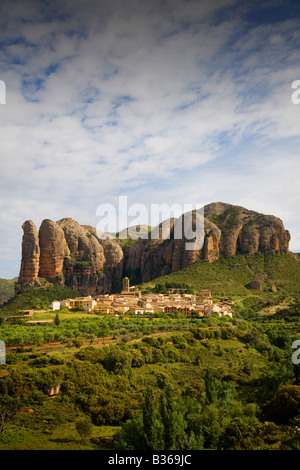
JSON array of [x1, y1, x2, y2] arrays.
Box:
[[0, 0, 300, 278]]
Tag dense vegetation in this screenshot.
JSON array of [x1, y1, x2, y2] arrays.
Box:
[[0, 252, 299, 450], [0, 278, 17, 302], [0, 281, 81, 320], [0, 300, 300, 450]]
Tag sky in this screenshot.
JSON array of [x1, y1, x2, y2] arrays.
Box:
[[0, 0, 300, 279]]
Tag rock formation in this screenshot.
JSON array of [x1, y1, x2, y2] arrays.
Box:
[[39, 219, 70, 282], [18, 202, 291, 294], [204, 202, 290, 257], [19, 220, 40, 284]]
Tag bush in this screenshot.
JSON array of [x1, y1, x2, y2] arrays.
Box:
[[262, 385, 300, 424], [102, 347, 132, 377], [73, 338, 84, 348], [75, 347, 105, 363]]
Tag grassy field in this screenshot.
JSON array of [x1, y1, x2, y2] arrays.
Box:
[[30, 309, 102, 321], [0, 398, 120, 450]]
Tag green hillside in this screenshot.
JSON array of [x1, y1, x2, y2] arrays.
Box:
[[140, 252, 300, 301], [0, 277, 18, 300], [0, 280, 81, 319]]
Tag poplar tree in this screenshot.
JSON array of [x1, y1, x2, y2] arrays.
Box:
[[160, 386, 175, 450], [142, 386, 163, 449]]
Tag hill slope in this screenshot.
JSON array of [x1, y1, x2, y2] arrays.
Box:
[[0, 280, 81, 319], [140, 252, 300, 300], [0, 278, 17, 303]]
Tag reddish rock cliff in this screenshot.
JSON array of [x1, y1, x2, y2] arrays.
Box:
[[19, 220, 40, 285], [18, 203, 291, 293], [39, 219, 70, 282]]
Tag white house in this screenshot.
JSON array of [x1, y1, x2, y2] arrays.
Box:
[[51, 301, 61, 311], [134, 308, 155, 315]]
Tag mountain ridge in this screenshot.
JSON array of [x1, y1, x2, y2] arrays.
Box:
[[17, 202, 291, 295]]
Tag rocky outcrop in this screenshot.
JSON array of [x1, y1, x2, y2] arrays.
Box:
[[122, 202, 290, 284], [83, 225, 124, 276], [57, 218, 105, 272], [39, 219, 70, 283], [19, 220, 40, 284], [247, 281, 263, 291], [203, 219, 221, 263], [18, 202, 291, 293], [56, 219, 120, 295], [18, 218, 125, 295]]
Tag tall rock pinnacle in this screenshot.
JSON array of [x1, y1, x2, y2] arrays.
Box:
[[19, 220, 40, 284], [38, 219, 70, 282]]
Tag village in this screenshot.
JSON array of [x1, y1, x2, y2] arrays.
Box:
[[49, 277, 234, 319]]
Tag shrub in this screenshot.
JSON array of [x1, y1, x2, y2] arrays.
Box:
[[262, 385, 300, 424], [73, 338, 84, 348]]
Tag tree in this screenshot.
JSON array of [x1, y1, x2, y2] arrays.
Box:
[[142, 386, 163, 450], [260, 364, 294, 401], [54, 313, 60, 326], [204, 369, 218, 405], [114, 414, 144, 450], [102, 347, 132, 377], [0, 397, 21, 436], [219, 417, 254, 450], [75, 416, 93, 442], [160, 386, 175, 450], [263, 385, 300, 424], [97, 325, 110, 344]]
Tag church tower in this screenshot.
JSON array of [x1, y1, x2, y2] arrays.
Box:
[[122, 276, 130, 293]]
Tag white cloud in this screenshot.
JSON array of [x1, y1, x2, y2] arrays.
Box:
[[0, 0, 300, 278]]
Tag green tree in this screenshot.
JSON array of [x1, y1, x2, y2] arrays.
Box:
[[75, 416, 93, 442], [204, 369, 218, 405], [160, 386, 175, 450], [97, 325, 110, 343], [102, 347, 132, 377], [263, 385, 300, 424], [0, 397, 22, 436], [114, 414, 144, 450], [219, 417, 254, 450], [142, 386, 163, 450], [54, 313, 60, 326], [260, 364, 294, 401]]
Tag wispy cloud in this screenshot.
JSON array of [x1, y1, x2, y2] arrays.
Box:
[[0, 0, 300, 277]]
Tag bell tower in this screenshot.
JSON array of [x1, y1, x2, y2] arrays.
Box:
[[122, 276, 130, 293]]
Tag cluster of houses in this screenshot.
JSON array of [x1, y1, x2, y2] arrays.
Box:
[[50, 277, 233, 318]]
